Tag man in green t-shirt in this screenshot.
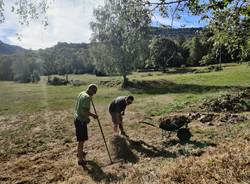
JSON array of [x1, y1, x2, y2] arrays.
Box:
[[74, 84, 98, 165]]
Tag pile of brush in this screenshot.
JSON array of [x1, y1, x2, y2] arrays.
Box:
[[108, 135, 138, 163], [200, 90, 250, 113]]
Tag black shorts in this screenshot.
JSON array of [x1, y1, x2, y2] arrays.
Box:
[[74, 118, 88, 141]]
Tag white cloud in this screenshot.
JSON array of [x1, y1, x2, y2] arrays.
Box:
[[2, 0, 104, 50]]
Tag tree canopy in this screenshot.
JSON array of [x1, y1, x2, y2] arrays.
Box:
[[149, 37, 177, 72], [0, 0, 249, 83], [90, 0, 151, 87]]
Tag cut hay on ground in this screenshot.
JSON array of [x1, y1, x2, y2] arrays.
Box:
[[109, 135, 138, 163]]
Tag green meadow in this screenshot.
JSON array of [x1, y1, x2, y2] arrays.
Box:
[[0, 63, 249, 116]]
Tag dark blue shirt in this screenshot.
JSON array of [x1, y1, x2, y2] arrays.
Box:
[[109, 96, 127, 113]]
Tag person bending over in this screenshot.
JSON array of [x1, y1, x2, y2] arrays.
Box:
[[109, 96, 134, 137]]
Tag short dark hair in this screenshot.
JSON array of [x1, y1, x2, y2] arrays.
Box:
[[127, 95, 134, 101]]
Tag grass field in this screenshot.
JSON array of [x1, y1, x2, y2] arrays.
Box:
[[0, 63, 249, 183], [1, 63, 249, 115]]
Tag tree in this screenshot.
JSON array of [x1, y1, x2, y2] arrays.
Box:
[[55, 47, 74, 81], [1, 0, 249, 73], [0, 0, 49, 26], [149, 37, 177, 72], [40, 50, 57, 82], [90, 0, 151, 87], [89, 42, 117, 76], [186, 36, 206, 66], [207, 8, 250, 64], [11, 52, 41, 83], [0, 55, 14, 80]]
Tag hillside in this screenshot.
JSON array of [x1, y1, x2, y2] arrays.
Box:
[[0, 27, 200, 55], [149, 27, 202, 39], [0, 41, 26, 55], [40, 42, 89, 52]]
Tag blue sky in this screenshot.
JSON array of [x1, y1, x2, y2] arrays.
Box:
[[0, 0, 208, 50]]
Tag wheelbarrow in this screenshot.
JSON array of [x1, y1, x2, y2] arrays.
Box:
[[140, 115, 192, 141]]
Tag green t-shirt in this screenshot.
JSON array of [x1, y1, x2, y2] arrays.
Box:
[[74, 91, 91, 123]]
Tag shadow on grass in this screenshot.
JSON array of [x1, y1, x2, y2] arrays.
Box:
[[163, 139, 217, 148], [162, 139, 217, 157], [128, 139, 177, 158], [125, 79, 246, 94], [80, 160, 120, 183]]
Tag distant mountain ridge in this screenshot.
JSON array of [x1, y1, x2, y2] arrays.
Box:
[[41, 42, 88, 52], [0, 41, 26, 55], [150, 27, 202, 39], [0, 27, 202, 55]]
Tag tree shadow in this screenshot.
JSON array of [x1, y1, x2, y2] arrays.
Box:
[[163, 139, 217, 148], [124, 79, 246, 94], [80, 160, 120, 183], [128, 139, 177, 158]]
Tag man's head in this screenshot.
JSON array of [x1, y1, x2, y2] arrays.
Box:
[[126, 95, 134, 105], [86, 84, 98, 96]]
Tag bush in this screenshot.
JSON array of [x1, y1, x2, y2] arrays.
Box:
[[47, 77, 69, 85], [30, 70, 40, 83]]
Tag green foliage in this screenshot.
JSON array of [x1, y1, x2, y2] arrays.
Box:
[[187, 36, 206, 66], [12, 56, 41, 83], [147, 0, 249, 66], [0, 55, 13, 80], [204, 3, 250, 63], [89, 42, 117, 75], [90, 0, 151, 87], [149, 37, 177, 72], [0, 52, 41, 83], [30, 70, 40, 83], [39, 42, 94, 77]]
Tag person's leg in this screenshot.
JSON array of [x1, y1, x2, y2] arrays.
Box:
[[117, 113, 128, 137], [74, 118, 88, 165], [77, 141, 85, 161], [111, 112, 119, 135], [118, 123, 124, 134], [113, 124, 119, 134], [119, 123, 129, 137]]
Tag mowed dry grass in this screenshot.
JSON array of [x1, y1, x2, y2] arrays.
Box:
[[0, 104, 249, 183]]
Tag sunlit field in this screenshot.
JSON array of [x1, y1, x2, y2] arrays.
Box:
[[1, 63, 249, 115], [0, 63, 249, 183]]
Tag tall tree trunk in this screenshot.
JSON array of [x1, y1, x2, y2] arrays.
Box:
[[65, 74, 68, 82], [162, 66, 166, 73], [122, 74, 128, 88], [47, 75, 51, 83]]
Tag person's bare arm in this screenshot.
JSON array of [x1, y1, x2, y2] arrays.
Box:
[[88, 112, 98, 119], [81, 109, 98, 119]]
